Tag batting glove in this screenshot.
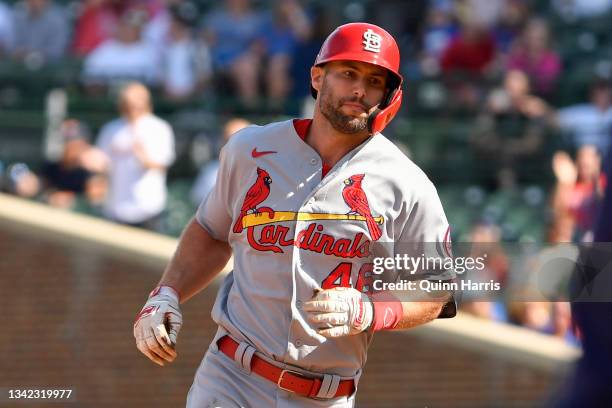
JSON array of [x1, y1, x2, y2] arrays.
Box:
[[303, 287, 373, 338], [133, 286, 182, 366]]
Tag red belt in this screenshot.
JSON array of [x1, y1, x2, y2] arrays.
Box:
[[217, 335, 354, 399]]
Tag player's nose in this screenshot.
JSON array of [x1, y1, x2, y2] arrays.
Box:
[[352, 79, 367, 99]]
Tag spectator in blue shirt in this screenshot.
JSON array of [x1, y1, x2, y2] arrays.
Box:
[[201, 0, 263, 108], [11, 0, 69, 64]]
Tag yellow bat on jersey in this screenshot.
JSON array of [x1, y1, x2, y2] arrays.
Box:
[[240, 211, 384, 229]]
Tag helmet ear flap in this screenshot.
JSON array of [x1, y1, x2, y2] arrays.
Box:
[[367, 88, 403, 134]]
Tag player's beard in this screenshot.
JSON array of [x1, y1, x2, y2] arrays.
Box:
[[319, 78, 370, 135]]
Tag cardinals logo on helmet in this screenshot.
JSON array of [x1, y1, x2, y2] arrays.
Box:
[[362, 29, 382, 53], [342, 174, 382, 241]]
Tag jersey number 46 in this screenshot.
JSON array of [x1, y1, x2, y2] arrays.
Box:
[[321, 262, 374, 294]]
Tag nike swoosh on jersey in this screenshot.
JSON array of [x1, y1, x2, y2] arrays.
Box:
[[251, 148, 277, 158]]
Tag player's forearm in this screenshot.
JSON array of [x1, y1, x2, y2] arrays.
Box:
[[372, 288, 449, 331], [394, 300, 445, 330], [158, 218, 232, 303]]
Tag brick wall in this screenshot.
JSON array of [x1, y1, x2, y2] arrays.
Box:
[[0, 221, 569, 407]]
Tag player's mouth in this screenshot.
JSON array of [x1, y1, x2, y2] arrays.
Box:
[[342, 102, 368, 112]]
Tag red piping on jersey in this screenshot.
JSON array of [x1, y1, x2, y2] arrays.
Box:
[[293, 119, 331, 178]]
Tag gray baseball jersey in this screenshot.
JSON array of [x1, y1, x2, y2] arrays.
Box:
[[196, 119, 451, 378]]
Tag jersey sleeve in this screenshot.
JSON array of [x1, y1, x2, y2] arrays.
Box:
[[195, 143, 234, 241], [395, 180, 454, 282], [395, 182, 457, 319], [394, 181, 456, 318]]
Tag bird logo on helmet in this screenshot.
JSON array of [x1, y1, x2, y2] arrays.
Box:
[[311, 22, 403, 135]]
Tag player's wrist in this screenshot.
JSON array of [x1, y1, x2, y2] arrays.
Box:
[[360, 293, 374, 332], [149, 285, 180, 303], [369, 292, 403, 331]]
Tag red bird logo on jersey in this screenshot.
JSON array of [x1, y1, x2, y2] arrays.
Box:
[[342, 174, 382, 241], [233, 167, 273, 233]]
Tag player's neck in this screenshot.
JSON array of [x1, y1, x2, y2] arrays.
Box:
[[307, 113, 370, 169]]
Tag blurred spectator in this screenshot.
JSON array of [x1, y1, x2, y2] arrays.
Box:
[[368, 0, 427, 45], [551, 146, 606, 242], [289, 5, 334, 101], [142, 1, 170, 47], [521, 216, 577, 303], [507, 301, 572, 338], [491, 0, 530, 54], [71, 0, 124, 57], [460, 222, 509, 320], [547, 212, 576, 244], [507, 18, 561, 97], [440, 19, 496, 75], [0, 162, 40, 198], [41, 119, 107, 210], [82, 9, 159, 87], [419, 0, 457, 77], [505, 221, 572, 302], [191, 117, 250, 205], [143, 0, 183, 47], [0, 1, 14, 56], [95, 82, 175, 231], [507, 206, 578, 342], [471, 70, 549, 188], [555, 80, 612, 156], [134, 0, 164, 17], [258, 0, 311, 110], [440, 18, 496, 111], [11, 0, 69, 64], [454, 0, 504, 29], [161, 2, 212, 101], [202, 0, 264, 108], [552, 0, 612, 20], [595, 134, 612, 241]]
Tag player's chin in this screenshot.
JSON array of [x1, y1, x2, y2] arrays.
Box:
[[344, 119, 368, 134], [340, 113, 367, 127]]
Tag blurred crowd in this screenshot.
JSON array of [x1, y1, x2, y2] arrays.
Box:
[[1, 0, 612, 342], [0, 0, 329, 108], [0, 0, 602, 109]]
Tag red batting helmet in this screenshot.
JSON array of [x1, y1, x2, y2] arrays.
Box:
[[312, 22, 403, 134]]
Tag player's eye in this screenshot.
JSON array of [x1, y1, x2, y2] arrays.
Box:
[[369, 77, 384, 87], [342, 70, 354, 78]]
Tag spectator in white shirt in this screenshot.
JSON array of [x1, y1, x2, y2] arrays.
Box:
[[95, 82, 175, 231], [161, 2, 212, 101], [83, 9, 159, 87]]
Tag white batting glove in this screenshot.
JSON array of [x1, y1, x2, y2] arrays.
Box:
[[133, 286, 182, 366], [303, 287, 373, 338]]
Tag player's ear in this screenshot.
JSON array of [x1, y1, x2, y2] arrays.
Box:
[[311, 66, 324, 94]]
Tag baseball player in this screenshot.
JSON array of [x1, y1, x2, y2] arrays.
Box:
[[134, 22, 456, 407]]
